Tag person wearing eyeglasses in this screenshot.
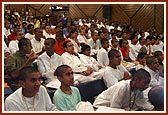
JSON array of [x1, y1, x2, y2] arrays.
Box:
[[52, 65, 81, 111]]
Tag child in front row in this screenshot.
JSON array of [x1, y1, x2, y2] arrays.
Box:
[[53, 65, 81, 111]]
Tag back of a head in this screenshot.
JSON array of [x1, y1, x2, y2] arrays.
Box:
[[108, 49, 120, 60], [54, 65, 71, 77], [81, 44, 91, 53], [63, 41, 71, 49], [153, 51, 162, 58], [137, 52, 146, 60], [18, 38, 30, 50], [132, 69, 151, 81], [100, 38, 108, 45], [46, 38, 55, 46], [146, 56, 156, 66], [18, 66, 38, 81], [148, 85, 164, 111]]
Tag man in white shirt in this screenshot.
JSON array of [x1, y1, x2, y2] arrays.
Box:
[[93, 69, 154, 111], [77, 29, 88, 45], [25, 24, 35, 40], [4, 20, 11, 39], [129, 33, 139, 61], [103, 49, 131, 88], [97, 39, 110, 67], [31, 28, 45, 55], [4, 66, 58, 111], [61, 41, 98, 84], [143, 56, 164, 99], [43, 25, 55, 39], [79, 44, 102, 72], [37, 38, 63, 84], [8, 30, 24, 54], [87, 32, 100, 56]]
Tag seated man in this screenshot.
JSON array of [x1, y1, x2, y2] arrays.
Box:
[[135, 52, 147, 70], [37, 38, 63, 85], [61, 41, 99, 84], [5, 38, 38, 91], [103, 49, 131, 88], [79, 44, 102, 72], [148, 85, 164, 111], [93, 69, 154, 111], [4, 66, 57, 111], [53, 65, 81, 111], [97, 39, 110, 67]]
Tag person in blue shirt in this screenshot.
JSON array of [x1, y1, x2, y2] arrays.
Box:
[[53, 65, 81, 111]]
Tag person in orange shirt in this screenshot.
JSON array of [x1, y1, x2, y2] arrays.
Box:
[[54, 26, 70, 55]]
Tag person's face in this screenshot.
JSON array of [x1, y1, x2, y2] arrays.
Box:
[[5, 21, 10, 28], [65, 42, 74, 54], [22, 72, 41, 96], [103, 33, 108, 39], [122, 40, 129, 48], [92, 33, 99, 41], [25, 40, 32, 54], [112, 34, 117, 39], [140, 37, 146, 44], [83, 48, 91, 56], [44, 39, 54, 53], [139, 56, 146, 65], [16, 31, 24, 40], [122, 33, 127, 39], [59, 68, 74, 86], [136, 77, 150, 91], [151, 39, 155, 45], [112, 39, 119, 48], [149, 58, 160, 71], [35, 29, 43, 38], [134, 35, 139, 44], [99, 33, 104, 39], [14, 26, 20, 33], [110, 52, 121, 66], [56, 28, 63, 41], [72, 32, 78, 38], [102, 41, 109, 49], [28, 26, 34, 34], [146, 39, 151, 45], [158, 53, 164, 62], [45, 26, 51, 34]]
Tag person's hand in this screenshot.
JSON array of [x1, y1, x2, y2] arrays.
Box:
[[26, 50, 38, 63]]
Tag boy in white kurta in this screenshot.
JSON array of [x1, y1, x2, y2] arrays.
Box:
[[37, 38, 63, 85], [103, 49, 131, 88], [5, 66, 57, 111], [61, 41, 99, 84], [93, 69, 154, 111]]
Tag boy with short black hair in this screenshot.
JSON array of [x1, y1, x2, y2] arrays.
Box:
[[53, 65, 81, 111], [5, 66, 57, 111]]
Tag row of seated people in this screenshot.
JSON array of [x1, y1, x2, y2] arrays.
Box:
[[4, 37, 164, 111], [4, 65, 164, 111]]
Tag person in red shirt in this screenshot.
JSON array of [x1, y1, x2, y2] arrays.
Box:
[[119, 39, 132, 62], [54, 26, 70, 55], [8, 24, 20, 42]]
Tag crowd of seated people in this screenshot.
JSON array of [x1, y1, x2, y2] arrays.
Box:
[[4, 6, 164, 111]]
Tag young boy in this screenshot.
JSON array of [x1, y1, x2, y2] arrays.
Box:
[[135, 52, 147, 70], [103, 49, 131, 88], [53, 65, 81, 111], [97, 39, 110, 67], [5, 66, 57, 111]]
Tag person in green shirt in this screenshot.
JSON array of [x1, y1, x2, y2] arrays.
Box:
[[53, 65, 81, 111]]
